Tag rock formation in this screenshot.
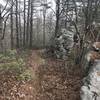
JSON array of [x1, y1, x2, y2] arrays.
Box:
[[80, 42, 100, 100], [53, 29, 74, 59]]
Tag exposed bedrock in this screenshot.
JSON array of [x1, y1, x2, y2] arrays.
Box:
[[80, 42, 100, 100]]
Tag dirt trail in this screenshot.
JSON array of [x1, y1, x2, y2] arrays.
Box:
[[29, 50, 45, 71], [0, 50, 46, 100], [28, 50, 82, 100], [27, 50, 46, 99]]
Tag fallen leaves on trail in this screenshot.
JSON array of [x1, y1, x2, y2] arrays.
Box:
[[36, 58, 83, 100], [0, 50, 83, 100]]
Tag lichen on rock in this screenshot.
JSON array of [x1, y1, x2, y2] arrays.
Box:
[[80, 42, 100, 100], [53, 29, 74, 59]]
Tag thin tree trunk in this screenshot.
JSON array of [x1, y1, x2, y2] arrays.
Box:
[[43, 8, 46, 47], [26, 0, 31, 47], [23, 0, 26, 47], [55, 0, 60, 37], [19, 1, 22, 47], [29, 0, 33, 48], [15, 0, 19, 48], [10, 0, 14, 49]]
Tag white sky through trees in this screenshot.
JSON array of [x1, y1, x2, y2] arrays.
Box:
[[0, 0, 56, 24], [0, 0, 56, 11]]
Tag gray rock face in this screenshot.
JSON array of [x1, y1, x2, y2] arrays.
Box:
[[81, 60, 100, 100], [80, 42, 100, 100], [54, 29, 74, 59]]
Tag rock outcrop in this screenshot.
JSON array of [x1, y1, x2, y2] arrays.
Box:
[[80, 42, 100, 100], [53, 29, 74, 59]]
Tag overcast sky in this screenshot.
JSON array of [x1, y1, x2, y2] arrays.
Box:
[[0, 0, 56, 21], [0, 0, 56, 10]]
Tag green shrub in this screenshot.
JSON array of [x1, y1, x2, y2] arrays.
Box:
[[0, 49, 33, 81], [7, 49, 17, 55], [0, 62, 24, 74], [0, 50, 17, 63], [18, 69, 32, 81]]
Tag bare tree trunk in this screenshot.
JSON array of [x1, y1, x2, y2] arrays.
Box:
[[43, 7, 46, 47], [26, 0, 31, 47], [0, 7, 2, 38], [36, 18, 39, 44], [55, 0, 60, 37], [19, 1, 22, 47], [10, 0, 14, 49], [23, 0, 26, 47], [29, 0, 33, 48], [15, 0, 19, 48], [0, 7, 3, 52]]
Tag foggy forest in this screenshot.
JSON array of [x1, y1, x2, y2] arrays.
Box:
[[0, 0, 100, 100]]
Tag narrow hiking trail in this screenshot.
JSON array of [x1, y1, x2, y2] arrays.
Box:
[[28, 50, 83, 100], [0, 50, 46, 100], [28, 50, 45, 74], [0, 49, 81, 100], [27, 50, 46, 100]]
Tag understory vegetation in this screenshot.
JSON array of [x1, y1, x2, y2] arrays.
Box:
[[0, 50, 35, 99], [0, 50, 32, 81], [0, 0, 100, 99]]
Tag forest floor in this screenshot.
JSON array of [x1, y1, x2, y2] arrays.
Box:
[[0, 50, 83, 100], [28, 50, 83, 100]]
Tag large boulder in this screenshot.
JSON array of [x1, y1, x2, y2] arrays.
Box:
[[53, 29, 74, 59], [80, 42, 100, 100]]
